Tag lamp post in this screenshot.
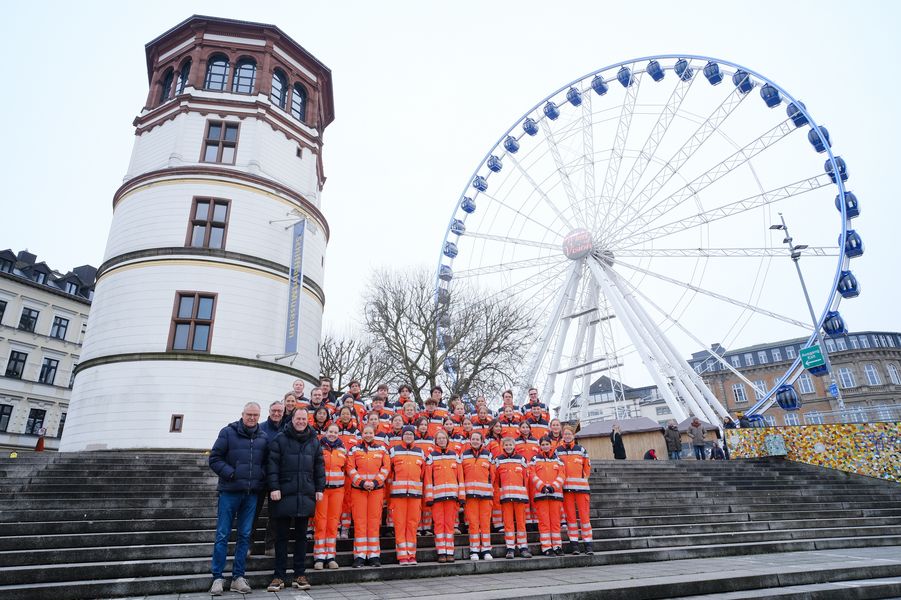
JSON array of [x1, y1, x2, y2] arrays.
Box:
[[770, 214, 845, 410]]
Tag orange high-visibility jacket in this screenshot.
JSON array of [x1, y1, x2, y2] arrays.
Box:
[[418, 408, 449, 437], [337, 424, 360, 450], [347, 440, 390, 490], [518, 401, 550, 421], [515, 436, 541, 463], [485, 437, 505, 458], [448, 434, 467, 456], [413, 435, 436, 456], [497, 414, 522, 439], [529, 451, 565, 500], [556, 442, 591, 493], [523, 416, 550, 439], [388, 443, 426, 498], [494, 452, 529, 503], [460, 447, 495, 499], [424, 449, 465, 504], [321, 438, 349, 488], [546, 433, 564, 452]]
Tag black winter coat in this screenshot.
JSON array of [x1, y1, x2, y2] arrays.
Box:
[[611, 432, 626, 460], [267, 425, 326, 518], [209, 420, 269, 493]]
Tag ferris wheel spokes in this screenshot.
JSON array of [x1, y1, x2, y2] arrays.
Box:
[[580, 89, 596, 228], [506, 153, 577, 230]]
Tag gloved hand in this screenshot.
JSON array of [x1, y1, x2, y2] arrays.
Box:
[[543, 485, 554, 494]]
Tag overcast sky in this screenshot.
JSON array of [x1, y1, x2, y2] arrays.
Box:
[[2, 0, 898, 353]]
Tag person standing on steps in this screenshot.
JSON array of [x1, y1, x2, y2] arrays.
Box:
[[425, 429, 466, 563], [388, 425, 426, 565], [253, 400, 285, 556], [530, 436, 565, 556], [208, 402, 268, 596], [495, 437, 532, 559], [611, 423, 626, 460], [689, 417, 707, 460], [265, 408, 325, 593], [312, 423, 347, 571], [664, 420, 682, 461], [558, 425, 594, 555], [461, 431, 495, 561], [347, 424, 390, 568]]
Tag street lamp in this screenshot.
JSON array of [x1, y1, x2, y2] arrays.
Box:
[[770, 214, 845, 409]]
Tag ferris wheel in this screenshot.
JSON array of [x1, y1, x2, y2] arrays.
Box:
[[435, 55, 863, 423]]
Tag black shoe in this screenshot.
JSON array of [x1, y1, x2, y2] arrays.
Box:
[[369, 557, 381, 567], [505, 549, 514, 559], [542, 549, 552, 556], [584, 543, 594, 555], [352, 557, 365, 568], [554, 547, 564, 556], [571, 544, 581, 555], [520, 548, 532, 559]]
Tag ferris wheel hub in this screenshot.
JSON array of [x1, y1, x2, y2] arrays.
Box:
[[563, 228, 594, 260]]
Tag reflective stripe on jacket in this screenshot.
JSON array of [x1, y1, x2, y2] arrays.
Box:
[[388, 444, 425, 497], [461, 447, 495, 499], [557, 442, 591, 493], [495, 452, 529, 503], [424, 450, 465, 504], [529, 451, 565, 501], [347, 441, 390, 489]]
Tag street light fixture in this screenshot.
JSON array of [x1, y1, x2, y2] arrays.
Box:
[[773, 213, 845, 409]]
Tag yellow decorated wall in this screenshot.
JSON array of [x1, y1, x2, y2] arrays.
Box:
[[725, 422, 901, 484]]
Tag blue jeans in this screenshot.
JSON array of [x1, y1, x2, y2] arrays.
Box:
[[211, 491, 258, 579], [669, 451, 681, 460], [693, 445, 706, 460]]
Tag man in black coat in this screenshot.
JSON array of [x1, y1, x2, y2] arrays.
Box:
[[266, 408, 326, 592], [207, 402, 269, 596]]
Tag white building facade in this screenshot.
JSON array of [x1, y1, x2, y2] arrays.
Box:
[[62, 16, 335, 451]]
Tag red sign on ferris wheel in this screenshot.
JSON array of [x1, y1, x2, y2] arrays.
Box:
[[563, 229, 593, 260]]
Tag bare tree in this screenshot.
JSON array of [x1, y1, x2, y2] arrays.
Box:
[[318, 333, 391, 396], [363, 267, 534, 403]]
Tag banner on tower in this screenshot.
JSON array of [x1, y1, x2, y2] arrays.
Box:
[[285, 220, 306, 354]]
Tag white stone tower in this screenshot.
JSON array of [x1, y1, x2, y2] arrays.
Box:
[[62, 15, 334, 451]]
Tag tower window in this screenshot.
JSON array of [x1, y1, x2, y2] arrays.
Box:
[[271, 69, 288, 109], [38, 357, 59, 385], [291, 83, 307, 122], [204, 54, 230, 91], [168, 292, 217, 353], [170, 414, 184, 433], [187, 198, 230, 249], [159, 68, 175, 103], [175, 59, 191, 95], [231, 59, 256, 94], [201, 121, 239, 164]]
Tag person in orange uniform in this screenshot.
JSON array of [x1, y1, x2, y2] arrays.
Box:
[[419, 395, 448, 437], [523, 404, 550, 439], [557, 425, 593, 555], [495, 389, 518, 417], [495, 437, 532, 559], [461, 432, 495, 561], [471, 406, 493, 438], [425, 429, 465, 562], [413, 417, 436, 535], [313, 424, 347, 569], [529, 436, 565, 556], [388, 426, 425, 565], [399, 401, 419, 427], [518, 387, 550, 420], [497, 405, 522, 439], [484, 420, 505, 530], [335, 408, 360, 538], [515, 421, 541, 529], [547, 419, 564, 451], [347, 424, 391, 567], [387, 415, 405, 448]]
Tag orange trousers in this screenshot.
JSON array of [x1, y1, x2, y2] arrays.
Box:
[[431, 500, 458, 556], [492, 490, 503, 528], [351, 487, 385, 558], [313, 487, 344, 560], [390, 496, 421, 562], [420, 498, 432, 532], [563, 492, 593, 542], [501, 502, 528, 549], [340, 479, 353, 530], [534, 499, 563, 552], [464, 498, 492, 553]]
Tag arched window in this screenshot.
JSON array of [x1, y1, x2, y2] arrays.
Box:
[[204, 54, 230, 91], [159, 68, 174, 103], [291, 83, 307, 122], [231, 58, 256, 94], [270, 69, 287, 109], [175, 59, 191, 95]]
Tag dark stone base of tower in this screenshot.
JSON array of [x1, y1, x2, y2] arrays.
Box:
[[1, 453, 900, 599]]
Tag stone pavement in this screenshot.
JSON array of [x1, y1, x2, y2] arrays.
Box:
[[122, 545, 901, 599]]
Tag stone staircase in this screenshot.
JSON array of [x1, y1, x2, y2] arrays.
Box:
[[0, 453, 899, 600]]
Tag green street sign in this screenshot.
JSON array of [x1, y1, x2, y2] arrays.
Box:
[[800, 345, 825, 369]]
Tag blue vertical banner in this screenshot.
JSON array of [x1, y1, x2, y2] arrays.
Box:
[[285, 220, 306, 354]]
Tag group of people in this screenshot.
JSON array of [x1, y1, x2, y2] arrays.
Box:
[[206, 379, 594, 595]]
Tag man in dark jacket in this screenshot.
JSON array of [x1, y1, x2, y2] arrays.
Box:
[[207, 402, 269, 596], [663, 421, 682, 460], [253, 400, 285, 555], [266, 408, 326, 592]]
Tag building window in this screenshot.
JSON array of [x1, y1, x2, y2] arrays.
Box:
[[291, 83, 307, 122], [772, 348, 782, 362], [33, 271, 47, 284], [270, 69, 288, 109], [69, 363, 78, 388], [732, 383, 747, 404], [201, 121, 239, 164], [0, 404, 11, 432], [25, 408, 46, 435], [864, 364, 881, 386], [18, 308, 39, 332], [0, 258, 11, 273], [763, 415, 776, 427], [5, 351, 27, 378], [38, 358, 58, 385], [655, 406, 670, 415], [744, 353, 754, 367], [50, 316, 69, 340], [0, 299, 6, 324], [159, 67, 174, 103], [730, 356, 741, 368], [175, 59, 191, 95], [798, 373, 814, 394], [825, 338, 836, 352], [859, 335, 870, 349], [850, 336, 859, 350], [888, 336, 896, 348], [753, 380, 766, 400], [65, 281, 79, 295], [785, 346, 796, 359], [783, 412, 800, 426], [169, 292, 217, 352], [757, 351, 768, 364], [836, 337, 847, 351], [204, 54, 230, 91], [170, 414, 184, 433], [187, 198, 230, 249], [231, 58, 256, 94], [838, 367, 856, 389], [872, 335, 882, 348], [888, 364, 901, 386], [804, 411, 824, 425], [57, 411, 66, 438]]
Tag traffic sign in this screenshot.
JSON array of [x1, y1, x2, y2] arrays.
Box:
[[828, 383, 839, 397], [800, 345, 825, 369]]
